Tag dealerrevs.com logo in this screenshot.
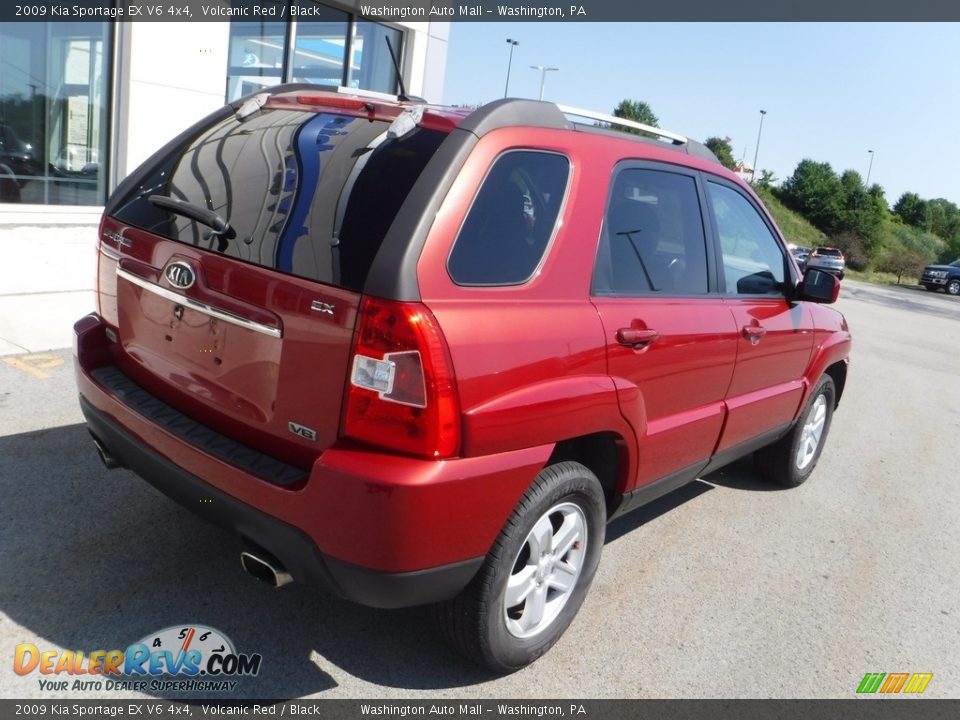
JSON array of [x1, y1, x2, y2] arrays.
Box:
[[14, 625, 262, 693]]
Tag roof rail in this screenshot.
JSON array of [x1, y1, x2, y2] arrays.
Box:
[[556, 104, 687, 146]]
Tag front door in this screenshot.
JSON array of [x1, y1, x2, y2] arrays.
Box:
[[591, 164, 738, 488], [703, 179, 814, 453]]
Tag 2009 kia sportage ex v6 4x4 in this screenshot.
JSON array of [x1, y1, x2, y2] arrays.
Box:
[[75, 86, 851, 672]]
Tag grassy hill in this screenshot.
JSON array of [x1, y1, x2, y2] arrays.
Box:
[[754, 185, 827, 249]]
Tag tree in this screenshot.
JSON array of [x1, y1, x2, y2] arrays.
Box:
[[755, 169, 777, 188], [704, 136, 736, 170], [779, 159, 846, 235], [875, 223, 944, 283], [612, 99, 659, 133], [838, 169, 884, 250], [893, 192, 929, 229], [926, 198, 960, 242], [875, 248, 930, 284]]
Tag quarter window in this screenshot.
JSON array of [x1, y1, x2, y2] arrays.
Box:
[[593, 168, 709, 295], [706, 182, 786, 295], [448, 152, 569, 286]]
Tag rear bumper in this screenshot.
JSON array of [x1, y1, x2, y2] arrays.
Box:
[[81, 395, 484, 607], [74, 314, 551, 607]]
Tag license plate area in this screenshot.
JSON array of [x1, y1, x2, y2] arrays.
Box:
[[117, 277, 281, 424]]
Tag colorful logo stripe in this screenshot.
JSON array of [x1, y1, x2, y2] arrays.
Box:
[[857, 672, 933, 694]]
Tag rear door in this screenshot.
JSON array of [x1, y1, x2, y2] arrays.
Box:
[[591, 163, 738, 487], [703, 178, 814, 454], [99, 103, 446, 465]]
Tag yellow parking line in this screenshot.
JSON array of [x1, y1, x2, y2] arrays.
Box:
[[3, 353, 64, 380]]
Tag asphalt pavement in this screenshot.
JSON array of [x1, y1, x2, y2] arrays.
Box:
[[0, 280, 958, 699]]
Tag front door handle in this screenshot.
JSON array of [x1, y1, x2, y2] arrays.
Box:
[[617, 328, 660, 348], [742, 324, 767, 342]]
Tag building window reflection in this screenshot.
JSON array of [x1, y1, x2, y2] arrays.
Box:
[[0, 22, 111, 206], [226, 3, 403, 102]]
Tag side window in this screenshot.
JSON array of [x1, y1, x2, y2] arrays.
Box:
[[593, 168, 709, 295], [706, 181, 786, 295], [448, 151, 569, 286]]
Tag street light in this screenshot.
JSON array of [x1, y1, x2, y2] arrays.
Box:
[[504, 39, 519, 98], [530, 65, 559, 101], [865, 149, 875, 187], [751, 109, 767, 182]]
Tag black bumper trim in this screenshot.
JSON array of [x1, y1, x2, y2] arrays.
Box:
[[79, 394, 482, 608], [90, 365, 307, 487]]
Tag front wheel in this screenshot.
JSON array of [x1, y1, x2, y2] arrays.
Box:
[[947, 279, 960, 296], [755, 375, 836, 488], [436, 461, 606, 673]]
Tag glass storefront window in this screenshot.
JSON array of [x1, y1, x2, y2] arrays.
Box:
[[0, 22, 111, 205], [226, 5, 402, 102], [349, 22, 402, 94], [292, 9, 350, 87], [226, 19, 286, 100]]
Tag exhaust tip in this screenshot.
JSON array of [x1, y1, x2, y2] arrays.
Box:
[[241, 549, 293, 588], [90, 433, 121, 470]]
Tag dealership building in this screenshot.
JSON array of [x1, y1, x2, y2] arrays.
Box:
[[0, 6, 451, 223]]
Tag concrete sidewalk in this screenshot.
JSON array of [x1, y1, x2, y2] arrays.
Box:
[[0, 224, 98, 356]]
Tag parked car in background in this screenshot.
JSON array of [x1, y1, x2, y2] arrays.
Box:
[[806, 246, 845, 279], [920, 258, 960, 295], [0, 123, 37, 183], [74, 86, 851, 672]]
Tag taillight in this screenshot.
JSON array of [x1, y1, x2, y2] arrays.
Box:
[[343, 297, 460, 458]]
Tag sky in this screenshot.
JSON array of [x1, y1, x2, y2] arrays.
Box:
[[441, 23, 960, 208]]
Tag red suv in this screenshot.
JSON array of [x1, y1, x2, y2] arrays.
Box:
[[74, 86, 850, 672]]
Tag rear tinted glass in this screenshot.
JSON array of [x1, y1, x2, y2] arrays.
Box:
[[110, 109, 445, 291], [447, 151, 569, 286], [593, 167, 709, 296]]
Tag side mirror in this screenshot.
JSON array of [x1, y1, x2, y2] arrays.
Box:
[[797, 268, 840, 304]]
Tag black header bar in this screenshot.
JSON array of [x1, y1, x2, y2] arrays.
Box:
[[0, 700, 958, 720], [2, 0, 960, 22]]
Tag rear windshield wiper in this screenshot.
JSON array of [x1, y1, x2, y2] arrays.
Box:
[[148, 195, 236, 252]]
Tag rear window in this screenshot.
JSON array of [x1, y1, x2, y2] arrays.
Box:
[[815, 247, 843, 257], [110, 108, 445, 292]]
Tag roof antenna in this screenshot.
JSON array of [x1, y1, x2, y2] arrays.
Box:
[[384, 36, 409, 102]]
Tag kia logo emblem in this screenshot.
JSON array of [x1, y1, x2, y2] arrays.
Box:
[[164, 261, 196, 290]]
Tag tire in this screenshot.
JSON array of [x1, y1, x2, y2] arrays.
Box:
[[755, 375, 835, 488], [923, 284, 937, 292], [837, 272, 845, 281], [947, 279, 960, 296], [436, 461, 606, 673]]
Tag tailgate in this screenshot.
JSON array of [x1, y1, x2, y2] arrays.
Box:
[[98, 221, 359, 465], [94, 98, 448, 467]]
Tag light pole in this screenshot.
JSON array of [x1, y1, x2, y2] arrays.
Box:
[[751, 109, 767, 181], [504, 39, 519, 98], [865, 149, 875, 187], [530, 65, 559, 101]]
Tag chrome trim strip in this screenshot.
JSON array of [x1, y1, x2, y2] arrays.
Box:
[[116, 267, 282, 339], [556, 104, 688, 145]]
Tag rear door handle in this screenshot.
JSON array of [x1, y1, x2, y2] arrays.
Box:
[[617, 328, 660, 348], [742, 324, 767, 342]]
